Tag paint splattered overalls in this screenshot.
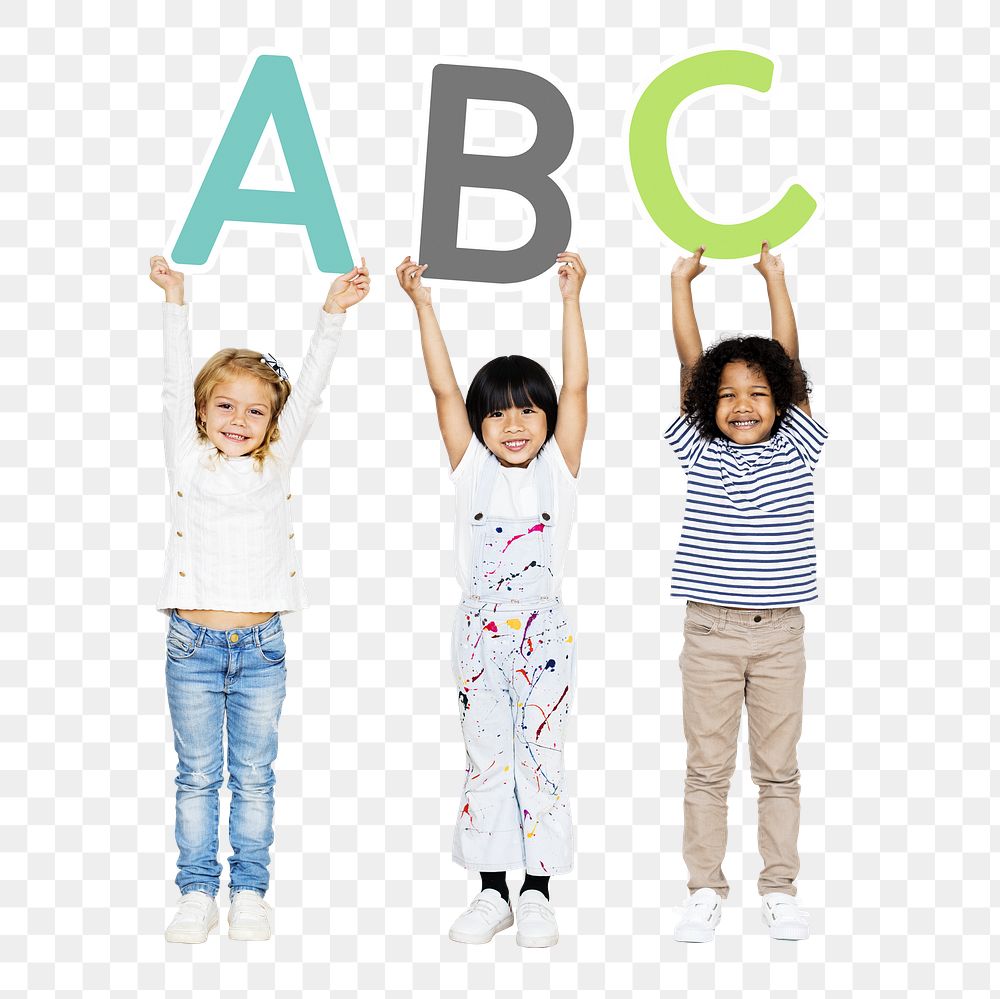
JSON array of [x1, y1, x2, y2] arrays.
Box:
[[451, 448, 576, 875]]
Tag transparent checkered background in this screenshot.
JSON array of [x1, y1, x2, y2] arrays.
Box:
[[2, 2, 996, 996]]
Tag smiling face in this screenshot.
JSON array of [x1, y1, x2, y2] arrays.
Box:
[[198, 375, 275, 457], [480, 402, 548, 468], [715, 361, 779, 444]]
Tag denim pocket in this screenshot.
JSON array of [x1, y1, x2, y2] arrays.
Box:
[[257, 633, 286, 665], [166, 630, 197, 661]]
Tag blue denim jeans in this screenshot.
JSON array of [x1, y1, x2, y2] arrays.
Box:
[[165, 610, 287, 899]]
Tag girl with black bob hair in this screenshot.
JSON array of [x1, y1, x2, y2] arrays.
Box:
[[465, 354, 559, 448], [682, 334, 810, 442], [396, 251, 589, 951]]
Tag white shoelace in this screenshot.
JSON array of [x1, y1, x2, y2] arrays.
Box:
[[177, 894, 212, 917], [682, 896, 718, 923], [467, 896, 506, 920], [518, 900, 553, 920], [766, 898, 809, 923], [231, 896, 268, 922]]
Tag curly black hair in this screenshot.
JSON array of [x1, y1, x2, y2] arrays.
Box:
[[682, 335, 810, 440]]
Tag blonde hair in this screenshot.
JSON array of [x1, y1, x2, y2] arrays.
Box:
[[193, 349, 292, 468]]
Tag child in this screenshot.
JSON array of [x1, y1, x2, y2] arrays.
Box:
[[396, 253, 588, 948], [665, 243, 827, 943], [148, 254, 369, 943]]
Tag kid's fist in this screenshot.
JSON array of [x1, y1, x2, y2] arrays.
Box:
[[149, 255, 184, 291], [671, 246, 707, 283], [557, 252, 586, 301], [395, 256, 432, 308], [325, 256, 370, 313], [753, 241, 785, 281]]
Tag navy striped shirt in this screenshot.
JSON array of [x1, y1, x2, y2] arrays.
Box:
[[664, 405, 828, 607]]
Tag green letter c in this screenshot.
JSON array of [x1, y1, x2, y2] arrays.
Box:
[[629, 49, 817, 258]]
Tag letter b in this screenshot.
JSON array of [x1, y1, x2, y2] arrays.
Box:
[[418, 64, 574, 284]]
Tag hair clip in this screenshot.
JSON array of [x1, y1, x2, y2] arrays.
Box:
[[260, 353, 288, 381]]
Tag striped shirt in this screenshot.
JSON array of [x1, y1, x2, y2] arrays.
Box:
[[664, 405, 828, 607]]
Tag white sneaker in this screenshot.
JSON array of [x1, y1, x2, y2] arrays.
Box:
[[228, 891, 273, 941], [165, 891, 219, 944], [515, 889, 559, 948], [673, 887, 723, 943], [761, 892, 810, 940], [448, 889, 514, 944]]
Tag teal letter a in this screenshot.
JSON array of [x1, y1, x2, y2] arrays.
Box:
[[171, 53, 353, 272]]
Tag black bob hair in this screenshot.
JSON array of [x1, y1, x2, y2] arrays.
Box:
[[683, 335, 810, 440], [466, 355, 558, 446]]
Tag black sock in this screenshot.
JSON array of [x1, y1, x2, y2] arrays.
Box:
[[480, 871, 509, 904], [520, 874, 550, 899]]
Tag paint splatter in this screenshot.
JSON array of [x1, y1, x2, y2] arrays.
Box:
[[473, 619, 499, 648], [535, 685, 570, 740], [461, 803, 474, 827], [500, 522, 545, 553], [506, 618, 521, 630]]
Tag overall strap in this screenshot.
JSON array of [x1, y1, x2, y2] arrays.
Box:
[[535, 444, 555, 524], [470, 449, 501, 524], [535, 445, 556, 575]]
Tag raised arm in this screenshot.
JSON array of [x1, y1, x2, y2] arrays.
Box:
[[753, 241, 810, 416], [553, 252, 587, 477], [396, 256, 472, 471], [669, 246, 707, 411], [149, 255, 198, 470], [272, 259, 370, 464]]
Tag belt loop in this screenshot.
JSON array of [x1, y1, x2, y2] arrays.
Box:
[[195, 626, 206, 648]]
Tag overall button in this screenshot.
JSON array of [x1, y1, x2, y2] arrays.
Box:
[[288, 532, 294, 539], [176, 490, 183, 497], [541, 512, 551, 521], [229, 632, 239, 644], [287, 493, 292, 500], [753, 615, 762, 623], [176, 531, 183, 537], [290, 570, 296, 577], [474, 513, 483, 521], [178, 571, 186, 577]]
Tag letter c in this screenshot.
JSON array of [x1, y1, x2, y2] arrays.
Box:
[[629, 49, 817, 258]]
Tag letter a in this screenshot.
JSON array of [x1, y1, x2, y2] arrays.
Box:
[[170, 52, 354, 273]]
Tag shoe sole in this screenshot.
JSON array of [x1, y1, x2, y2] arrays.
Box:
[[165, 913, 219, 944], [228, 926, 272, 941], [516, 930, 559, 948], [449, 913, 514, 944], [673, 927, 716, 943], [761, 914, 809, 940]]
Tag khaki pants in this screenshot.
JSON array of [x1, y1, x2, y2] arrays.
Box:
[[679, 601, 807, 898]]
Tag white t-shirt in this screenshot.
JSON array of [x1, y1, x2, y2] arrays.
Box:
[[450, 437, 578, 599]]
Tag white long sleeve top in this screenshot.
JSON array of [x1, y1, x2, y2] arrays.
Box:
[[155, 301, 346, 615]]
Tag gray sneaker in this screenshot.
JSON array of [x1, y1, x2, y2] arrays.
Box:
[[165, 891, 219, 944]]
